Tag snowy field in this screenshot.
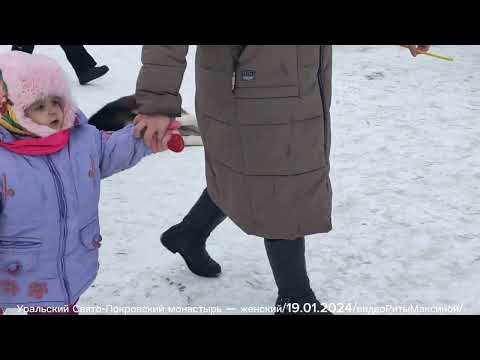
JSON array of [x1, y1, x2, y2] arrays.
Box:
[[1, 45, 479, 315]]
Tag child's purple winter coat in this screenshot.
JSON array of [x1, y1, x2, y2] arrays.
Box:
[[0, 112, 150, 308]]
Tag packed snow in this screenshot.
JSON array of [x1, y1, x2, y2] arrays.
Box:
[[1, 45, 478, 315]]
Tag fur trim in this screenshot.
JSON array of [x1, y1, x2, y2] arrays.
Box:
[[0, 52, 77, 137]]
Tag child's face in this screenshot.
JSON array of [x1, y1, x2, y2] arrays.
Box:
[[25, 96, 65, 130]]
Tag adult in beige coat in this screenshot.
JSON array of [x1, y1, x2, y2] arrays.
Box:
[[134, 45, 430, 314]]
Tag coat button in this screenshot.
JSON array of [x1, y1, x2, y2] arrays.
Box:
[[93, 235, 102, 248], [7, 262, 22, 275]]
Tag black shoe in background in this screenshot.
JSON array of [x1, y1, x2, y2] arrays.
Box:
[[77, 65, 109, 85]]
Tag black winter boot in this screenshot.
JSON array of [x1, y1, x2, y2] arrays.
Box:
[[264, 238, 333, 315], [161, 189, 226, 277], [77, 65, 109, 85]]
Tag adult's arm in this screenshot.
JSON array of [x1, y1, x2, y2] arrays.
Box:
[[135, 45, 189, 117]]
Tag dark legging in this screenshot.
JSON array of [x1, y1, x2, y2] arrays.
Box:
[[264, 237, 312, 298], [11, 45, 97, 74]]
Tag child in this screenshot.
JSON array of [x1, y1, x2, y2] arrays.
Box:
[[0, 52, 178, 315]]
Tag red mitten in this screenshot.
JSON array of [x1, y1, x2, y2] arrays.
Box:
[[166, 120, 184, 153], [167, 133, 184, 153]]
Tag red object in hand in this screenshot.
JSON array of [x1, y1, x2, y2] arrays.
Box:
[[167, 133, 185, 153]]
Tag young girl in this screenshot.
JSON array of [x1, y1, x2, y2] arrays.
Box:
[[0, 52, 178, 315]]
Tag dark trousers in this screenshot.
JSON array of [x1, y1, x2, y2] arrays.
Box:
[[11, 45, 97, 75]]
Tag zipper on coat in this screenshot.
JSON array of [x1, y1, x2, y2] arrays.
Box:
[[45, 157, 71, 305], [231, 45, 248, 92], [317, 45, 329, 165]]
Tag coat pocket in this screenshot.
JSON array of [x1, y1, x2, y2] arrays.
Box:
[[234, 45, 300, 99], [79, 217, 102, 250], [0, 238, 41, 276]]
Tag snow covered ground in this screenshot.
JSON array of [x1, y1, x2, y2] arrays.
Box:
[[1, 45, 479, 315]]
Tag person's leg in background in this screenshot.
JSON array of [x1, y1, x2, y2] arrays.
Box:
[[60, 45, 109, 85], [11, 45, 35, 53], [60, 45, 96, 71], [264, 238, 332, 315], [11, 45, 109, 85]]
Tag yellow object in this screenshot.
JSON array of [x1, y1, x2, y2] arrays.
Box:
[[417, 50, 454, 62], [401, 46, 454, 62], [0, 104, 32, 136]]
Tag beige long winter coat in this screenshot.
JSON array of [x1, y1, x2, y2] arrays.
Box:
[[136, 45, 333, 239]]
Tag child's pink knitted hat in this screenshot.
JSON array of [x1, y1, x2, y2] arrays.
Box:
[[0, 51, 77, 137]]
